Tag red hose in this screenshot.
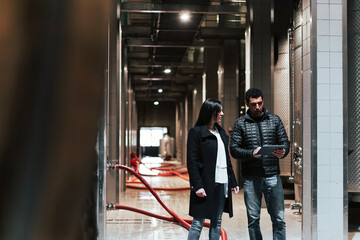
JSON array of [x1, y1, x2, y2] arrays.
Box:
[[126, 166, 190, 189], [114, 204, 227, 238], [115, 204, 182, 222], [172, 171, 189, 181], [157, 170, 189, 181], [116, 165, 191, 230], [126, 184, 190, 190], [130, 161, 189, 185], [150, 164, 187, 171], [115, 165, 227, 240], [158, 170, 188, 175]]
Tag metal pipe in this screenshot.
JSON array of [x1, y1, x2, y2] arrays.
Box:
[[288, 27, 294, 179]]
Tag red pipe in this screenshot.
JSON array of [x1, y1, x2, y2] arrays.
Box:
[[115, 204, 181, 222], [126, 169, 189, 188], [150, 165, 187, 171], [130, 161, 189, 183], [114, 204, 227, 238], [116, 165, 191, 230], [115, 165, 227, 240], [158, 170, 188, 175], [126, 184, 190, 190], [172, 171, 189, 181]]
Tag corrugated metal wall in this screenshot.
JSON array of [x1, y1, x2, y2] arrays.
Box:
[[292, 7, 303, 202], [274, 35, 292, 176], [348, 0, 360, 192]]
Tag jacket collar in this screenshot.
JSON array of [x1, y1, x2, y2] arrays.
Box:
[[199, 123, 224, 138], [244, 107, 269, 122]]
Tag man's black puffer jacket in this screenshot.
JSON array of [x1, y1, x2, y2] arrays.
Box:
[[230, 108, 290, 177]]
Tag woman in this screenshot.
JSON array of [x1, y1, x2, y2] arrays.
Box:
[[187, 99, 239, 240]]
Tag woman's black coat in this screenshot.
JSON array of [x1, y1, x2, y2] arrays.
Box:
[[187, 124, 238, 219]]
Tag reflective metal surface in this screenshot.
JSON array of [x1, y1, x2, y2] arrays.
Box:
[[310, 0, 318, 237], [97, 19, 112, 240], [348, 0, 360, 193], [343, 0, 349, 238], [274, 34, 292, 176], [291, 5, 303, 211], [293, 145, 303, 211], [106, 6, 121, 203], [0, 1, 108, 239]]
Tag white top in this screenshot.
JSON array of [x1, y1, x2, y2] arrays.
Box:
[[210, 128, 228, 184]]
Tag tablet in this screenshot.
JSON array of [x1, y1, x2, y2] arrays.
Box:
[[257, 145, 286, 155]]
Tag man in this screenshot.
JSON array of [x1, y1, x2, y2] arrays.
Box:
[[230, 88, 290, 240]]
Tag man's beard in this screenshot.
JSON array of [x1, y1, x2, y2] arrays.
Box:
[[251, 110, 262, 118]]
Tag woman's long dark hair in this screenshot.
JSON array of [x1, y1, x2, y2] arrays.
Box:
[[195, 99, 222, 126]]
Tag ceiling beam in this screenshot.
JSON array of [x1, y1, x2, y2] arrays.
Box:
[[200, 27, 245, 39], [126, 40, 218, 48], [128, 68, 149, 73], [179, 68, 204, 74], [122, 26, 198, 37], [129, 60, 204, 68], [122, 26, 151, 37], [135, 97, 180, 102], [127, 52, 150, 59], [122, 26, 245, 39], [134, 85, 187, 92], [135, 92, 183, 98], [133, 75, 198, 81], [136, 93, 183, 97], [120, 3, 247, 15]]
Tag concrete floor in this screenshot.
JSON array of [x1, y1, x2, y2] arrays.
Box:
[[105, 157, 360, 239]]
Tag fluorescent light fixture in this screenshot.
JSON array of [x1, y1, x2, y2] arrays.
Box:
[[164, 68, 171, 74], [179, 11, 191, 22], [158, 88, 163, 93], [154, 101, 159, 105]]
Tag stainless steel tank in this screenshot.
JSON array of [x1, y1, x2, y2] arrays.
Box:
[[348, 0, 360, 194]]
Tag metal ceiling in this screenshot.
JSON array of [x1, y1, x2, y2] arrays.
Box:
[[120, 0, 246, 102]]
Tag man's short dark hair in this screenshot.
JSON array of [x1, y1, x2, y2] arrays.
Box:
[[245, 88, 263, 102]]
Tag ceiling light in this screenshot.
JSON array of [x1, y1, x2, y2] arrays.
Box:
[[179, 11, 191, 22], [154, 101, 159, 105], [164, 68, 171, 74], [158, 88, 163, 93]]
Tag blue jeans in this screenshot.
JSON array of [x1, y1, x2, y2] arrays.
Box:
[[188, 183, 226, 240], [243, 175, 286, 240]]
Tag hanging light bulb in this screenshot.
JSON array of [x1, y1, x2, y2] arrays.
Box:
[[179, 11, 191, 22], [154, 101, 159, 105]]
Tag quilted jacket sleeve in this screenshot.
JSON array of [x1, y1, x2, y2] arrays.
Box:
[[276, 116, 290, 158], [229, 119, 255, 162]]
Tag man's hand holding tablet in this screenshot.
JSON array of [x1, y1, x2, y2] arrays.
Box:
[[257, 145, 286, 158]]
